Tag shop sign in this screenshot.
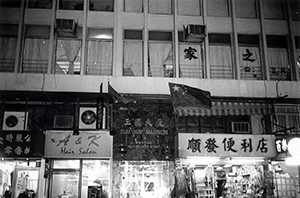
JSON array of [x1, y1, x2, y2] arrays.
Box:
[[275, 136, 300, 159], [178, 133, 276, 158], [0, 131, 39, 157], [45, 130, 113, 158]]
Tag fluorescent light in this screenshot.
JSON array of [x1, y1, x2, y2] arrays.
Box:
[[285, 157, 300, 166]]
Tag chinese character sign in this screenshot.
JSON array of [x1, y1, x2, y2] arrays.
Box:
[[45, 131, 113, 158], [0, 131, 34, 157], [179, 133, 276, 158]]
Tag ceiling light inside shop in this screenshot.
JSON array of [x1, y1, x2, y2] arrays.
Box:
[[285, 157, 300, 166]]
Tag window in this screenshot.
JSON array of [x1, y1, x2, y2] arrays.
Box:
[[59, 0, 84, 10], [86, 29, 113, 75], [177, 0, 200, 16], [208, 34, 233, 79], [272, 105, 300, 134], [90, 0, 114, 11], [266, 35, 290, 81], [295, 36, 300, 79], [207, 0, 229, 17], [28, 0, 52, 9], [0, 0, 21, 7], [0, 24, 18, 72], [238, 35, 262, 80], [124, 0, 142, 13], [264, 0, 284, 20], [22, 25, 50, 74], [123, 30, 143, 76], [178, 31, 203, 79], [148, 31, 173, 77], [149, 0, 172, 15], [235, 0, 257, 18], [290, 0, 300, 21]]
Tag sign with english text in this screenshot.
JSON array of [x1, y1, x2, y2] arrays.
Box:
[[45, 130, 113, 158], [178, 133, 276, 158]]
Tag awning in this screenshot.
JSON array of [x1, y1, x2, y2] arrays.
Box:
[[174, 101, 273, 116]]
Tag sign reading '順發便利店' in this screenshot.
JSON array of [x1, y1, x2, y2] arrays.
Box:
[[45, 131, 113, 158], [178, 133, 276, 158]]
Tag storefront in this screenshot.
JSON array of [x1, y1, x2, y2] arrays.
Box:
[[270, 135, 300, 198], [111, 102, 176, 198], [175, 133, 277, 198], [44, 130, 113, 198], [0, 130, 45, 198]]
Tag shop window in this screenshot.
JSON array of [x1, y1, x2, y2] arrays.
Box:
[[264, 0, 284, 20], [0, 0, 21, 7], [59, 0, 84, 10], [208, 34, 233, 79], [28, 0, 52, 9], [87, 28, 113, 75], [149, 0, 172, 15], [113, 161, 174, 198], [50, 159, 111, 198], [266, 35, 290, 81], [90, 0, 114, 11], [290, 0, 300, 21], [124, 0, 142, 13], [177, 0, 200, 16], [148, 31, 173, 77], [123, 30, 143, 76], [207, 0, 229, 17], [0, 24, 18, 73], [22, 25, 50, 74], [235, 0, 257, 18], [238, 35, 262, 80]]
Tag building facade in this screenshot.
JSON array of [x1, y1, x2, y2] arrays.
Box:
[[0, 0, 300, 198]]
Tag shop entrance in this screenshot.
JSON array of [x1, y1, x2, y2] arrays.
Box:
[[174, 162, 266, 198], [49, 159, 111, 198]]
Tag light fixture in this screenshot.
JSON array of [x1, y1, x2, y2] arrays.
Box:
[[287, 137, 300, 159], [285, 157, 300, 166]]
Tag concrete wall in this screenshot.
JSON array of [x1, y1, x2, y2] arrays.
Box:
[[1, 73, 298, 100]]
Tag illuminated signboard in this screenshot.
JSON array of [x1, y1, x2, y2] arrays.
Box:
[[178, 133, 276, 158], [45, 130, 113, 158]]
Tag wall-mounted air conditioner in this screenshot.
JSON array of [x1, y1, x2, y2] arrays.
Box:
[[183, 24, 206, 43], [231, 122, 250, 133], [53, 115, 74, 129], [79, 107, 97, 129], [55, 19, 78, 37], [2, 111, 28, 131]]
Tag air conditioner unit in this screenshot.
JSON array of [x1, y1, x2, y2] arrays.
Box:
[[231, 122, 250, 133], [53, 115, 74, 129], [79, 107, 97, 129], [2, 111, 28, 131], [183, 24, 206, 43], [55, 19, 78, 37]]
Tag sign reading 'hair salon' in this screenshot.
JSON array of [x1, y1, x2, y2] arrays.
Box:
[[45, 131, 112, 158]]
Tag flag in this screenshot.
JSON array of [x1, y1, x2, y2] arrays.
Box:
[[108, 83, 135, 104], [169, 82, 212, 110]]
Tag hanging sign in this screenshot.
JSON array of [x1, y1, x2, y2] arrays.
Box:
[[178, 133, 276, 158], [45, 130, 113, 158]]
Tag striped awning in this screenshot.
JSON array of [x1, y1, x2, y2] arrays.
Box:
[[174, 101, 273, 116]]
